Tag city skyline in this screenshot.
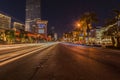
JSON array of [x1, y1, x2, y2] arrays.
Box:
[[0, 1, 120, 79], [0, 0, 120, 36]]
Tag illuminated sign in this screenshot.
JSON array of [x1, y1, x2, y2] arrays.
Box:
[[38, 29, 45, 34], [38, 24, 46, 28]]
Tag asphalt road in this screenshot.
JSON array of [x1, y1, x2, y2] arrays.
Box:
[[0, 43, 120, 80]]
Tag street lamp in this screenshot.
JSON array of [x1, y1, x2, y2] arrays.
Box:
[[77, 23, 81, 27], [75, 22, 81, 43]]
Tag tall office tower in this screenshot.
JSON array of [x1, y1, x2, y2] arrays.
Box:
[[25, 0, 41, 32]]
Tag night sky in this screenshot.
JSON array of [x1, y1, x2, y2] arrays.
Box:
[[0, 0, 120, 36]]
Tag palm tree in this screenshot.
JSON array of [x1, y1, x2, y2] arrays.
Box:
[[80, 12, 98, 44], [19, 29, 26, 43], [103, 10, 120, 47], [113, 10, 120, 47], [103, 25, 117, 47], [103, 10, 120, 48], [104, 18, 117, 27]]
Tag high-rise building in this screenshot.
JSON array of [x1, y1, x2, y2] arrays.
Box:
[[25, 0, 41, 32], [25, 0, 48, 39]]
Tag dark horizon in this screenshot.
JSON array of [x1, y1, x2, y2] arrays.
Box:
[[0, 0, 120, 37]]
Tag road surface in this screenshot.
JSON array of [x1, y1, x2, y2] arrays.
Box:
[[0, 43, 120, 80]]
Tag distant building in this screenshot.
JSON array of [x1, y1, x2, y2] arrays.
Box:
[[54, 33, 58, 41], [25, 0, 41, 32], [89, 28, 96, 43], [48, 26, 55, 39], [13, 22, 25, 31], [89, 26, 113, 45], [0, 13, 11, 29], [95, 28, 102, 43], [36, 20, 48, 38]]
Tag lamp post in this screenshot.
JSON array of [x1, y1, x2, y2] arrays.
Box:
[[75, 22, 81, 43], [77, 23, 81, 27]]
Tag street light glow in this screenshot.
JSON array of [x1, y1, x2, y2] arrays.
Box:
[[77, 23, 81, 27]]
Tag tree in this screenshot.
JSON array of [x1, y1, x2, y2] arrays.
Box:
[[103, 10, 120, 48], [19, 29, 26, 43], [103, 24, 117, 47], [80, 12, 98, 44], [5, 30, 15, 44]]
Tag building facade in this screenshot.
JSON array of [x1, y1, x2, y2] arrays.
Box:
[[36, 20, 48, 38], [13, 22, 25, 31], [0, 13, 11, 29]]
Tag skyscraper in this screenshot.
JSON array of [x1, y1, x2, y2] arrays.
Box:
[[25, 0, 41, 32]]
